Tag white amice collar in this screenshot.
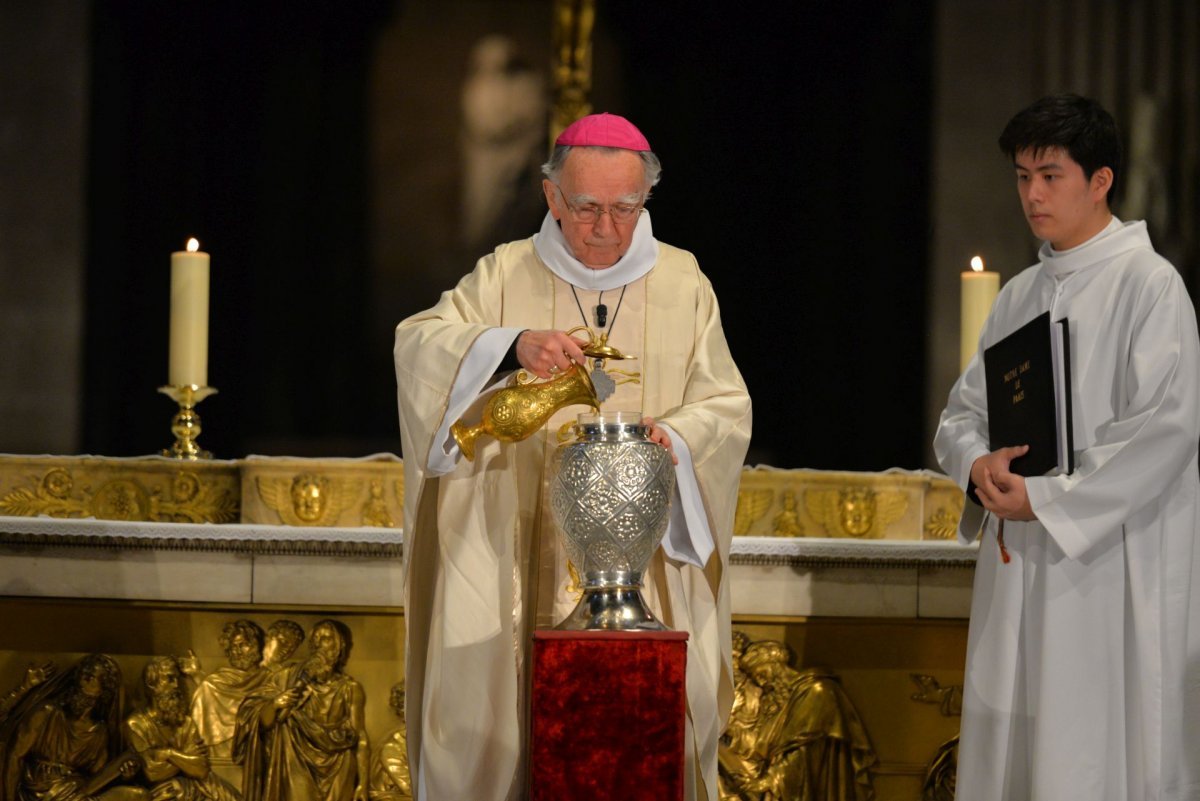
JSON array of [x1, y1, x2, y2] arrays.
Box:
[[1039, 216, 1151, 277], [533, 210, 660, 290]]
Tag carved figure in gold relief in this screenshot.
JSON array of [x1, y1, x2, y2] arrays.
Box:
[[909, 674, 962, 717], [718, 632, 764, 799], [771, 491, 804, 537], [126, 656, 240, 801], [736, 641, 877, 801], [367, 682, 412, 801], [183, 621, 269, 763], [360, 481, 393, 528], [909, 675, 961, 801], [259, 621, 304, 676], [921, 737, 958, 801], [805, 486, 907, 538], [0, 663, 55, 719], [0, 654, 145, 801], [233, 620, 369, 801]]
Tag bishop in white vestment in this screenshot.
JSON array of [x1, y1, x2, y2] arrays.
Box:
[[393, 113, 751, 801]]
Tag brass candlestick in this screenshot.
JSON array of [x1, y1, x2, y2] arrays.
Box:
[[158, 384, 217, 459]]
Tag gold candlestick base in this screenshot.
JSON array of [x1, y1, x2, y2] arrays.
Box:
[[158, 385, 218, 460]]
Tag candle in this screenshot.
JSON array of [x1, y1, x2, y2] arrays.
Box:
[[961, 255, 999, 371], [168, 238, 211, 387]]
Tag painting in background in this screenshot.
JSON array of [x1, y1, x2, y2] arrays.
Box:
[[371, 1, 567, 355]]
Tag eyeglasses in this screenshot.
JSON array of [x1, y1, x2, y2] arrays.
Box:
[[554, 185, 644, 224]]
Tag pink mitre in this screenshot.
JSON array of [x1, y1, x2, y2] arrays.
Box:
[[555, 112, 651, 151]]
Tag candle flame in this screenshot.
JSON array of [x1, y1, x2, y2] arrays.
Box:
[[970, 256, 984, 272], [187, 238, 200, 253]]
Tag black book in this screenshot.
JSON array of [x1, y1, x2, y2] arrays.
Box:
[[983, 311, 1074, 476]]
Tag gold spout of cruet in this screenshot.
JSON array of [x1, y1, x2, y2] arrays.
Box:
[[566, 326, 637, 363], [450, 361, 600, 461]]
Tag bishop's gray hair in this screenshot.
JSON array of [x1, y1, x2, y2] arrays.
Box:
[[541, 145, 662, 193]]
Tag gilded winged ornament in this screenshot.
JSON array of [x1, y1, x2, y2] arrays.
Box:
[[733, 489, 773, 536], [256, 474, 358, 526], [805, 486, 908, 538]]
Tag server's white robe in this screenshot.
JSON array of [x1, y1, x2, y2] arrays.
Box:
[[934, 219, 1200, 800], [394, 217, 751, 801]]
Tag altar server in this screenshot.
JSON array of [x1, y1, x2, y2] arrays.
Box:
[[935, 94, 1200, 800], [393, 113, 751, 801]]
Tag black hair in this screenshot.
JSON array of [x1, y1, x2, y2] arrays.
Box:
[[998, 94, 1121, 203]]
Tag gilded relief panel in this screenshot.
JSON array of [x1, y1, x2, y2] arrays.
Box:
[[0, 455, 406, 529], [732, 617, 967, 801], [734, 468, 965, 540], [0, 457, 240, 524], [0, 599, 409, 801], [0, 595, 966, 801]]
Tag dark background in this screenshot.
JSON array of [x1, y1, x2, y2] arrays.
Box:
[[84, 1, 932, 470]]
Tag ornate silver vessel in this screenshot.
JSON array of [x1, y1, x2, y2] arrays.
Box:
[[549, 411, 676, 630]]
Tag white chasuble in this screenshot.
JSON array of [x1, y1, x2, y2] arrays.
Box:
[[394, 231, 751, 801], [935, 219, 1200, 801]]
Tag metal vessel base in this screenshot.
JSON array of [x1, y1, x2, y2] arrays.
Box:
[[555, 586, 668, 631]]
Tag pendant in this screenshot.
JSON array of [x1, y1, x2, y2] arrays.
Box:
[[590, 363, 616, 402], [595, 303, 608, 327]]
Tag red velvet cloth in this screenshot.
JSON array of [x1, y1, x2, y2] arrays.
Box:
[[530, 630, 689, 801]]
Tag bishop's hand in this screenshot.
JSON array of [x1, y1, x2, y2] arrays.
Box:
[[642, 417, 678, 465], [515, 330, 588, 380]]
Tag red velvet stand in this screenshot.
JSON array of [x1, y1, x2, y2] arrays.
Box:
[[530, 629, 689, 801]]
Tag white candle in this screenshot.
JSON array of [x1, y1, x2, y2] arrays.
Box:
[[168, 238, 210, 387], [961, 255, 999, 371]]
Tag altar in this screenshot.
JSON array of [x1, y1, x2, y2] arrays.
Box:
[[0, 455, 972, 800], [0, 468, 973, 801]]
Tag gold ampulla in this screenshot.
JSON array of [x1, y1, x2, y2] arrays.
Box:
[[451, 363, 599, 461]]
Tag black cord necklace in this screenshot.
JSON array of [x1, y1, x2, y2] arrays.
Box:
[[570, 283, 627, 349], [569, 283, 628, 402]]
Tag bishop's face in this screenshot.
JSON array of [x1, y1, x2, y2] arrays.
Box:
[[542, 148, 646, 269], [1013, 146, 1112, 251]]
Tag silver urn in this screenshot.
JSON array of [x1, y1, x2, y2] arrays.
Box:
[[549, 411, 676, 630]]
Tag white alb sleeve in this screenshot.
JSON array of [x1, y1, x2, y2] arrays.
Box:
[[425, 327, 524, 475], [657, 423, 715, 567]]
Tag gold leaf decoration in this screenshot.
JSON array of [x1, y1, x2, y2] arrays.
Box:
[[771, 490, 804, 537], [256, 474, 360, 527], [923, 507, 960, 540], [806, 486, 908, 538], [733, 489, 773, 535], [0, 466, 239, 524], [361, 480, 394, 528]]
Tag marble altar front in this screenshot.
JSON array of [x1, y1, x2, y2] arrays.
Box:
[[0, 459, 975, 800]]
